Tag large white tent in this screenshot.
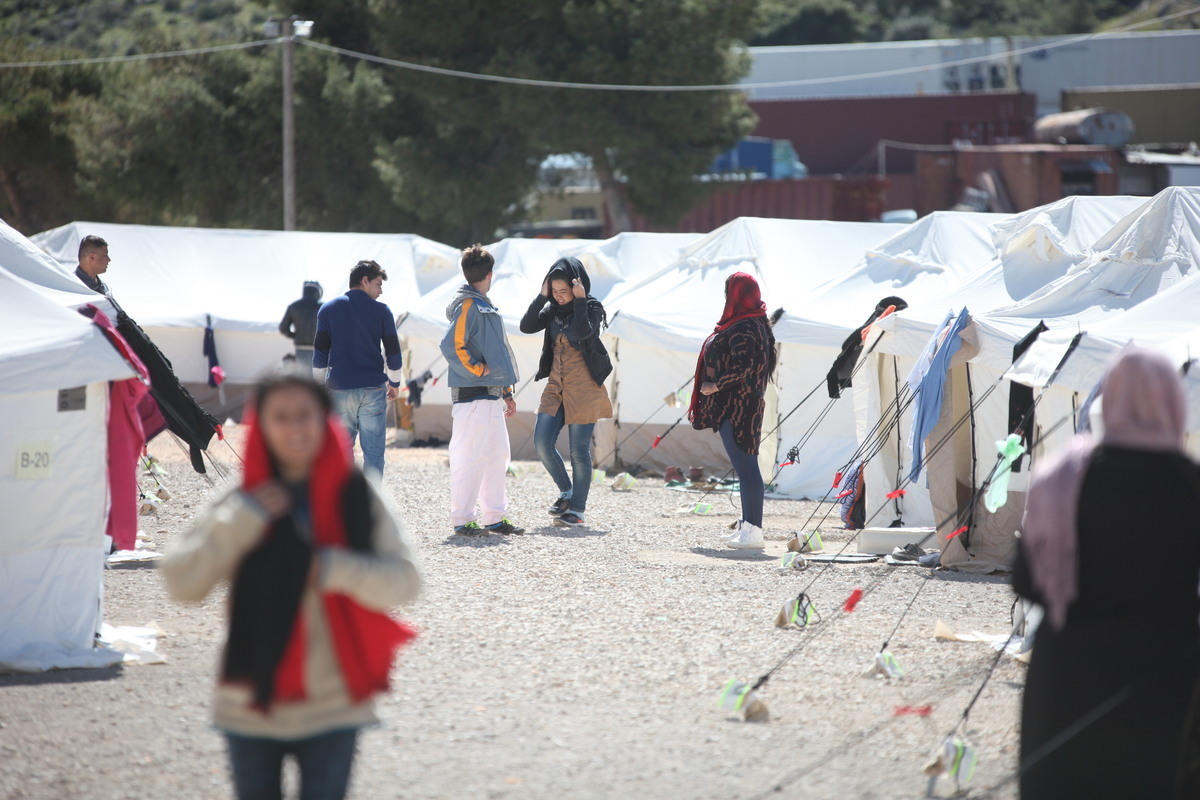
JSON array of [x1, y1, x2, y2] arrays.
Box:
[[398, 233, 701, 458], [855, 190, 1198, 571], [0, 220, 136, 669], [32, 222, 461, 415], [770, 211, 1012, 499], [604, 217, 907, 481]]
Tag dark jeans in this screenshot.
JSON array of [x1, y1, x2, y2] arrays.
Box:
[[534, 407, 596, 515], [720, 419, 764, 528], [225, 728, 358, 800]]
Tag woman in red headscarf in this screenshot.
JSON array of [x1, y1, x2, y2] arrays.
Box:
[[689, 272, 776, 549], [163, 372, 420, 800]]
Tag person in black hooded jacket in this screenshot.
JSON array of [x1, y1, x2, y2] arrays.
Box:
[[280, 281, 324, 365], [520, 257, 613, 527]]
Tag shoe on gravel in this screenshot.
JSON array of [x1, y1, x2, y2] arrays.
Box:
[[485, 517, 525, 535], [548, 497, 571, 515], [726, 522, 766, 550], [554, 512, 586, 527], [453, 521, 486, 536]]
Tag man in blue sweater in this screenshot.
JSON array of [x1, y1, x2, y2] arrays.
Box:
[[313, 260, 403, 476]]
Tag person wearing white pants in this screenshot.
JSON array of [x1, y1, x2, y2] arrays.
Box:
[[449, 395, 513, 529], [440, 244, 525, 537]]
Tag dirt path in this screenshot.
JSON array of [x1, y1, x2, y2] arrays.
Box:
[[0, 428, 1023, 799]]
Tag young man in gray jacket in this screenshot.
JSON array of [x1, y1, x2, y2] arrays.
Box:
[[439, 244, 525, 536]]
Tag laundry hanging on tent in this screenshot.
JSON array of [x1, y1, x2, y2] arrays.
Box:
[[905, 309, 955, 395], [405, 369, 435, 408], [82, 305, 153, 551], [825, 296, 908, 399], [908, 308, 971, 483], [1007, 322, 1048, 471], [114, 311, 220, 474], [204, 315, 225, 405], [838, 459, 867, 529], [984, 433, 1027, 512]]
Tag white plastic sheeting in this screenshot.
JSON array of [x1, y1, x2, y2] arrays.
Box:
[[771, 211, 1009, 498], [400, 234, 700, 458], [31, 221, 462, 386], [0, 383, 112, 665], [605, 218, 907, 481]]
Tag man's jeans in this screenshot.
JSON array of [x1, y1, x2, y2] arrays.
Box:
[[534, 407, 595, 515], [225, 728, 358, 800], [331, 385, 387, 476]]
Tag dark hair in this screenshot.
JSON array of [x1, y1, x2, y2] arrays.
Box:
[[349, 259, 387, 289], [461, 243, 494, 284], [253, 372, 333, 419], [78, 235, 108, 261]]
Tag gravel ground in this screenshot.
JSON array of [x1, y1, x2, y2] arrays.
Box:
[[0, 424, 1024, 800]]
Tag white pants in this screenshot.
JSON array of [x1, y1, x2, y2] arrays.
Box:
[[449, 399, 510, 526]]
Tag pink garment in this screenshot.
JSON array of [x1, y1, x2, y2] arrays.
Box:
[[83, 306, 154, 551], [1022, 347, 1187, 629]]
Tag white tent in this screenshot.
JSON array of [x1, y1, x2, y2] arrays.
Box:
[[0, 220, 136, 669], [770, 211, 1011, 499], [32, 221, 461, 415], [1005, 186, 1200, 441], [398, 233, 701, 458], [604, 217, 907, 481], [855, 191, 1194, 571]]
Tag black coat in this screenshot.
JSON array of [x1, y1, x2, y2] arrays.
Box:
[[1012, 446, 1200, 800], [519, 296, 612, 387]]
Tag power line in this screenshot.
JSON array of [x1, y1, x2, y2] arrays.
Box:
[[298, 13, 1200, 92], [0, 7, 1195, 89], [0, 38, 281, 70]]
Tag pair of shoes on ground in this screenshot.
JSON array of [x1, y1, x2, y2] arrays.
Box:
[[548, 497, 586, 527], [454, 518, 525, 536], [723, 521, 765, 550], [885, 542, 941, 567]]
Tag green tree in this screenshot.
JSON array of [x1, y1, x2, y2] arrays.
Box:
[[69, 17, 413, 232], [0, 38, 105, 235], [370, 0, 760, 239]]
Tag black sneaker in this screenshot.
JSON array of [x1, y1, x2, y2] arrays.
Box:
[[554, 512, 586, 527], [453, 521, 486, 536], [485, 517, 525, 535], [548, 497, 571, 515]]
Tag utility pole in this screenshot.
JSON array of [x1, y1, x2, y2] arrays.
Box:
[[265, 17, 312, 231], [281, 17, 296, 231]]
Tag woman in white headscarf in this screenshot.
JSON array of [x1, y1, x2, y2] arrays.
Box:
[[1013, 347, 1200, 799]]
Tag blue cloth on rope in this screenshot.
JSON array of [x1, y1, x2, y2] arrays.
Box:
[[908, 307, 970, 483]]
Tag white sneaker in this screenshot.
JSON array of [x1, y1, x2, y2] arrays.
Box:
[[720, 521, 743, 541], [727, 522, 765, 550]]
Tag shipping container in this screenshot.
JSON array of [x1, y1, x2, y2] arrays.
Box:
[[749, 92, 1035, 175]]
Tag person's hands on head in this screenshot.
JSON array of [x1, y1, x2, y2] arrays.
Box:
[[700, 382, 719, 396], [249, 481, 293, 520], [540, 278, 550, 298], [504, 396, 516, 418], [386, 384, 399, 401], [571, 278, 586, 299]]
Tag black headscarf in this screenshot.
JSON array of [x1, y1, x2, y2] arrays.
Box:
[[545, 257, 607, 327]]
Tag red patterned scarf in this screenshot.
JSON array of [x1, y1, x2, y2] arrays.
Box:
[[688, 272, 768, 422]]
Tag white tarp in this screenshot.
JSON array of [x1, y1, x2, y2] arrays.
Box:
[[400, 233, 700, 458], [770, 211, 1009, 499], [605, 217, 907, 484], [0, 221, 135, 667], [31, 221, 462, 387], [855, 190, 1200, 571]]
